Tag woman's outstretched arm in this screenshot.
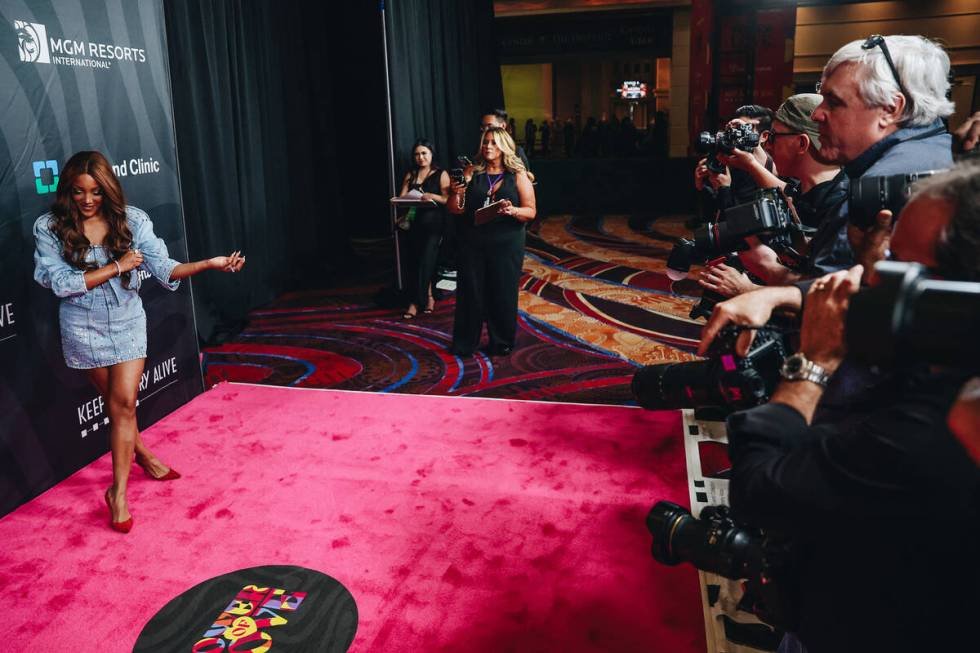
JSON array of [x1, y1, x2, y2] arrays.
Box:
[[169, 251, 245, 280]]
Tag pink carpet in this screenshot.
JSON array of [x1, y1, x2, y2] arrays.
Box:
[[1, 383, 704, 652]]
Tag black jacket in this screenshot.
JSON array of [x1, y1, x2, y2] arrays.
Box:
[[727, 370, 979, 653]]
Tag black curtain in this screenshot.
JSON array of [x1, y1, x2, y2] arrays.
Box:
[[386, 0, 504, 175], [163, 1, 390, 341]]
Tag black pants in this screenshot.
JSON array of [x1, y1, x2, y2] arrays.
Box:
[[451, 226, 525, 354], [406, 212, 443, 308]]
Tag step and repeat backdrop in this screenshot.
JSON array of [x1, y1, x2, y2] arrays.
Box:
[[0, 0, 202, 515]]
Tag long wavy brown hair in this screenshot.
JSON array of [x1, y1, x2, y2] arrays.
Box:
[[50, 151, 134, 287]]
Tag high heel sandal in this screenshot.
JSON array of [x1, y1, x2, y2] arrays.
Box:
[[105, 490, 133, 534], [135, 453, 181, 481], [423, 298, 435, 314]]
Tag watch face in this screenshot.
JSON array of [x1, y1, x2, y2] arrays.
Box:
[[784, 355, 803, 374]]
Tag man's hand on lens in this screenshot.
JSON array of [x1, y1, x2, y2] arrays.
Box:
[[717, 148, 757, 172], [847, 210, 892, 285], [952, 111, 980, 154], [798, 265, 863, 374], [948, 377, 980, 466], [698, 263, 758, 298], [699, 287, 783, 356]]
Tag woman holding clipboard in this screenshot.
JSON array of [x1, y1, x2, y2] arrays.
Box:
[[447, 127, 536, 357]]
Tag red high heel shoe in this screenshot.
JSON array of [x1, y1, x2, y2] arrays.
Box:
[[135, 454, 181, 481], [104, 490, 133, 534]]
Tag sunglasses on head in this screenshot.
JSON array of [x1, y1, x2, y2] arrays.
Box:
[[815, 35, 912, 114]]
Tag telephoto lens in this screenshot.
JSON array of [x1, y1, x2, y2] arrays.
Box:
[[646, 501, 763, 579], [847, 171, 940, 229], [631, 325, 789, 411], [847, 261, 980, 367]]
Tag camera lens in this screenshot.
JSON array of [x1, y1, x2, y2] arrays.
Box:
[[647, 501, 692, 565], [632, 360, 722, 410]]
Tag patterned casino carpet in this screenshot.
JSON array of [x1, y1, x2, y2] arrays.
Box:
[[203, 215, 706, 406]]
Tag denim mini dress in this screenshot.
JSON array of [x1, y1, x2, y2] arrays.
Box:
[[33, 207, 181, 369]]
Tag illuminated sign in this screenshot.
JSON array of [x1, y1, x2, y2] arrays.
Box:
[[617, 80, 648, 100]]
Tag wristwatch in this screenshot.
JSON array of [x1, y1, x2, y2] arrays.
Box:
[[780, 353, 831, 387]]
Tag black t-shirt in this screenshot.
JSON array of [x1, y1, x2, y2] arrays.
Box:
[[727, 369, 980, 653], [407, 167, 445, 227], [793, 170, 848, 230]]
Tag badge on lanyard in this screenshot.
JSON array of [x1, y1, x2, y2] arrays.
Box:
[[485, 172, 504, 208]]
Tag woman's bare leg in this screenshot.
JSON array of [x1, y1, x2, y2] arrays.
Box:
[[102, 359, 145, 522], [86, 365, 170, 478]]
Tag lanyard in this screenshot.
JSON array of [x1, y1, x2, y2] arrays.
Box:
[[484, 172, 504, 207]]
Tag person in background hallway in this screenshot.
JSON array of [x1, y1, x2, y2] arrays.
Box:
[[447, 127, 536, 357], [524, 118, 537, 157], [399, 139, 450, 318], [618, 116, 637, 157], [580, 117, 599, 157], [540, 119, 551, 157], [653, 110, 669, 156], [508, 117, 517, 138], [563, 118, 576, 158], [33, 150, 245, 533]]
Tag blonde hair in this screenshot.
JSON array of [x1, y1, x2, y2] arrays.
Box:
[[474, 127, 535, 182]]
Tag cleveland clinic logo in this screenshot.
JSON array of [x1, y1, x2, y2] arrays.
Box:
[[15, 20, 49, 63], [12, 19, 146, 69], [33, 160, 59, 194]]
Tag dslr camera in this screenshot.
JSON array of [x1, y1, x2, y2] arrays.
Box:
[[646, 502, 799, 629], [668, 189, 808, 319], [847, 261, 980, 367], [631, 323, 791, 414], [696, 122, 761, 174], [669, 189, 801, 274], [848, 170, 940, 229]]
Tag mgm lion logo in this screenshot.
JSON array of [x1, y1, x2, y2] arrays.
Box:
[[14, 20, 49, 64]]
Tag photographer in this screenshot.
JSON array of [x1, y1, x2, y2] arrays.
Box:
[[797, 35, 954, 277], [719, 164, 980, 653], [701, 95, 846, 295], [695, 105, 775, 221]]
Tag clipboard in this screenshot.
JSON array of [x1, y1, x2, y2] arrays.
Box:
[[474, 200, 507, 226], [390, 196, 437, 207]]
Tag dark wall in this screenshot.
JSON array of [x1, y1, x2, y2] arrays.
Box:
[[386, 0, 504, 176], [532, 157, 697, 217]]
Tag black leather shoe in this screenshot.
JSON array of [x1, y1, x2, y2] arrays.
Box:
[[448, 347, 473, 357], [490, 345, 513, 356]]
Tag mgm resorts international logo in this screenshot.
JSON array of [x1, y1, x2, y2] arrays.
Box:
[[14, 19, 146, 69]]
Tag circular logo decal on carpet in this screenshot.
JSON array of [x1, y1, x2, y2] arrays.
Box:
[[134, 565, 357, 652]]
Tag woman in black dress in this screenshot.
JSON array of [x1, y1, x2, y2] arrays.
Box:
[[447, 127, 536, 356], [398, 139, 450, 318]]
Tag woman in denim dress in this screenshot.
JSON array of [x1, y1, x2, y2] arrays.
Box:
[[33, 151, 245, 533]]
